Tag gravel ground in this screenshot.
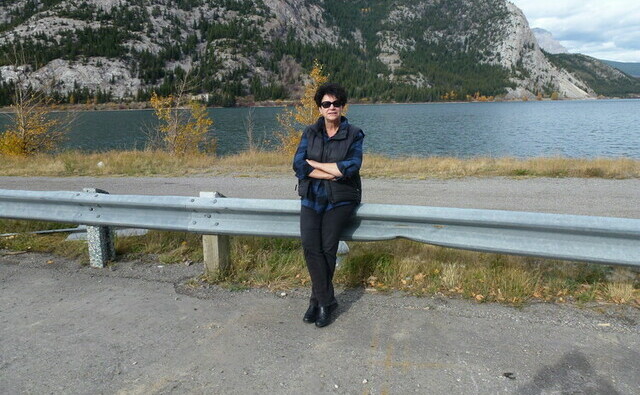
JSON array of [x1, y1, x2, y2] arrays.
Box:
[[1, 252, 639, 394]]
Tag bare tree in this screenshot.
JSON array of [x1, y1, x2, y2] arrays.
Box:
[[244, 106, 256, 152]]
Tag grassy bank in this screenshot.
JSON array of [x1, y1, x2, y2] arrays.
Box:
[[1, 220, 638, 307], [0, 150, 639, 178]]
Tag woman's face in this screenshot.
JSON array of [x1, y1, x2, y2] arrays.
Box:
[[318, 94, 343, 123]]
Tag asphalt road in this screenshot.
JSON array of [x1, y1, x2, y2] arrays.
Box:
[[1, 253, 639, 394], [1, 176, 639, 217]]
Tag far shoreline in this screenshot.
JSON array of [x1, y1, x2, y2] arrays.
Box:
[[2, 95, 637, 113]]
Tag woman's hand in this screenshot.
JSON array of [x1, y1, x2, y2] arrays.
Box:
[[305, 159, 321, 168], [306, 159, 343, 178]]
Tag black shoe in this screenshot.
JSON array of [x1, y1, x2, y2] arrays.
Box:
[[315, 305, 335, 328], [303, 304, 318, 323]]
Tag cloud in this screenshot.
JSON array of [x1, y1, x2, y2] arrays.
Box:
[[510, 0, 640, 62]]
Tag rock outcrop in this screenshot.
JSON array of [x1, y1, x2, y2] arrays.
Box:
[[532, 28, 568, 54], [488, 2, 592, 99]]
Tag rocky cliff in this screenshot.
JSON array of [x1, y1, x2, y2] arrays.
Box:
[[532, 28, 568, 55]]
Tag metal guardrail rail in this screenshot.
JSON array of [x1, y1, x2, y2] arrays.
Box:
[[0, 189, 639, 268]]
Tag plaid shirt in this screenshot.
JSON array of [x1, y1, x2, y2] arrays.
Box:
[[293, 117, 364, 213]]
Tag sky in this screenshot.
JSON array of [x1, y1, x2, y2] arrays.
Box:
[[509, 0, 640, 62]]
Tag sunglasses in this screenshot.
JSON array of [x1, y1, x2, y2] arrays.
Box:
[[320, 100, 343, 109]]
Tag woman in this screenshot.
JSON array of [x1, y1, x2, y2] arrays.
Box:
[[293, 82, 365, 328]]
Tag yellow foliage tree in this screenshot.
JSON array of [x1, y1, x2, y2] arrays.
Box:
[[150, 91, 213, 156], [469, 91, 492, 102], [276, 60, 347, 155], [0, 85, 70, 157]]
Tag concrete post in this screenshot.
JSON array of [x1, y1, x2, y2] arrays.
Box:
[[200, 192, 230, 276], [83, 188, 115, 268], [336, 240, 350, 268]]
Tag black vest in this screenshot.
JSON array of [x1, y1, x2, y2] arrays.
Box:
[[298, 117, 363, 204]]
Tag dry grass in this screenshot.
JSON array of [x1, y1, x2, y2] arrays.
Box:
[[440, 263, 462, 289], [212, 237, 638, 307], [114, 230, 204, 264], [0, 150, 639, 178], [364, 155, 640, 179], [215, 150, 290, 176], [0, 150, 219, 177], [146, 234, 640, 306], [337, 240, 639, 306], [0, 220, 88, 261], [607, 282, 636, 303]]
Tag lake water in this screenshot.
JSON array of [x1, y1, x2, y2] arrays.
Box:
[[1, 99, 639, 158]]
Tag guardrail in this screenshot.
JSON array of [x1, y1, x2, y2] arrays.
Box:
[[1, 188, 639, 271]]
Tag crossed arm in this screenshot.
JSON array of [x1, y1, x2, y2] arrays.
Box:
[[306, 160, 342, 180]]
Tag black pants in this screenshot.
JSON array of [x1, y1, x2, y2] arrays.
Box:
[[300, 204, 357, 307]]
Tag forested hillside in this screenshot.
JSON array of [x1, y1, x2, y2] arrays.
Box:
[[0, 0, 638, 106], [601, 60, 640, 78], [548, 54, 640, 97]]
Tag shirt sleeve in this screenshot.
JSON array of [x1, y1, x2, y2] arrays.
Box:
[[336, 131, 364, 179], [292, 132, 314, 180]]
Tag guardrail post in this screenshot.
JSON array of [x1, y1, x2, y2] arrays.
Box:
[[83, 188, 115, 268], [200, 192, 230, 276], [336, 241, 349, 268]]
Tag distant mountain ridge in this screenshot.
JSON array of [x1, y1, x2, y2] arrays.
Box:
[[601, 60, 640, 78], [547, 53, 640, 97], [0, 0, 638, 105]]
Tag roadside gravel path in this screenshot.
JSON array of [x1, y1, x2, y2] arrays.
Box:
[[1, 176, 638, 217], [1, 254, 638, 394]]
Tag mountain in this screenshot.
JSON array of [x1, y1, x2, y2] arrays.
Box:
[[531, 28, 640, 82], [0, 0, 637, 105], [531, 28, 567, 54], [546, 53, 640, 97], [600, 60, 640, 78]]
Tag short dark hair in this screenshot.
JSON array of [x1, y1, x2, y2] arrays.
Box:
[[314, 83, 347, 107]]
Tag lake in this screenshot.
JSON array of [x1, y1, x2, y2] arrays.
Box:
[[1, 99, 639, 158]]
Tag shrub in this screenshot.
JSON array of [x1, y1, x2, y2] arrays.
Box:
[[149, 91, 214, 156], [0, 87, 70, 156]]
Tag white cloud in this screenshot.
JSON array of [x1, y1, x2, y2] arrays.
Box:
[[510, 0, 640, 62]]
